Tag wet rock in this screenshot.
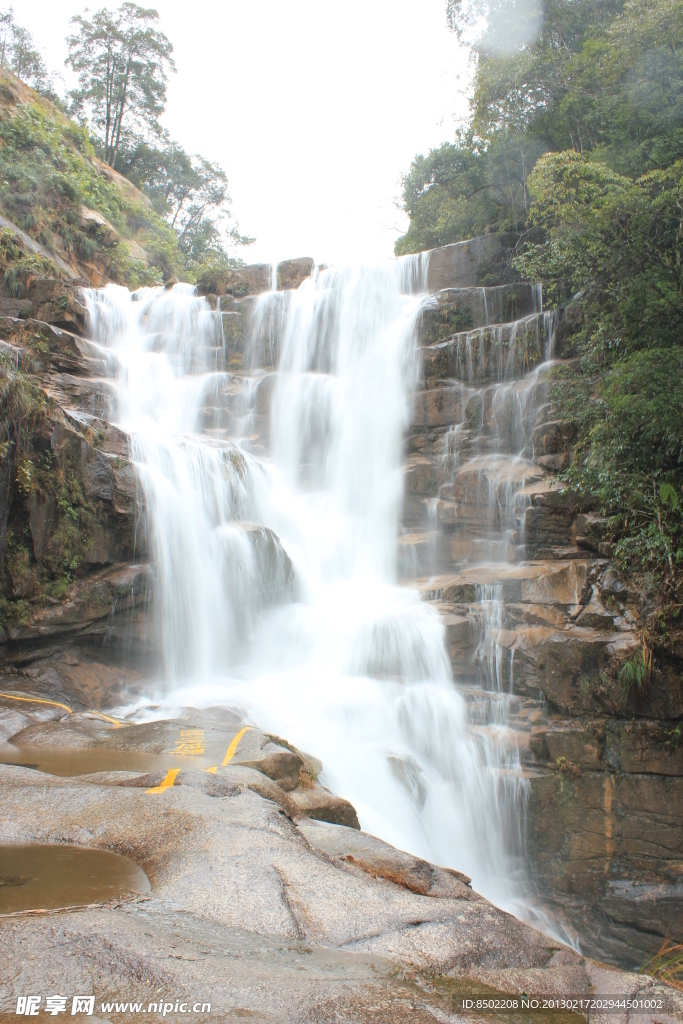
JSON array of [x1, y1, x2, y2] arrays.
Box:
[[441, 610, 474, 660], [464, 391, 484, 429], [421, 312, 547, 383], [534, 630, 630, 713], [532, 419, 577, 456], [196, 262, 272, 298], [25, 279, 87, 332], [523, 485, 584, 557], [425, 236, 502, 291], [575, 513, 610, 553], [535, 452, 571, 472], [3, 752, 675, 1022], [234, 742, 303, 790], [527, 768, 683, 965], [575, 597, 615, 631], [2, 562, 154, 645], [404, 456, 440, 497], [276, 257, 313, 291], [237, 523, 296, 604], [530, 718, 683, 776], [298, 818, 473, 897], [600, 570, 630, 605], [289, 786, 361, 829], [0, 316, 92, 375], [411, 387, 462, 428]]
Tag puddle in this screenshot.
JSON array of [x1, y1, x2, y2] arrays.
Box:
[[0, 744, 210, 777], [0, 844, 150, 913]]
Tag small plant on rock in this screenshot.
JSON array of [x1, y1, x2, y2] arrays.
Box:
[[619, 649, 651, 705]]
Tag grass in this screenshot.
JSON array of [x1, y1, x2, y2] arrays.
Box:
[[0, 70, 180, 288], [641, 938, 683, 990]]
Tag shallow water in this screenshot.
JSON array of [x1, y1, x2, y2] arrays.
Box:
[[0, 744, 206, 777], [0, 844, 150, 913]]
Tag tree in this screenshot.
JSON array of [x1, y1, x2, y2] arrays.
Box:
[[66, 3, 174, 167], [118, 141, 254, 264], [0, 8, 50, 92]]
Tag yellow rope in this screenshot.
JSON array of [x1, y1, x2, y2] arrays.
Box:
[[0, 691, 72, 714]]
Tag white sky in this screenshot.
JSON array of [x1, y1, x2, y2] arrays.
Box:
[[20, 0, 471, 265]]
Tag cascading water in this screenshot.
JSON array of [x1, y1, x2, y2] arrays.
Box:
[[84, 257, 534, 915]]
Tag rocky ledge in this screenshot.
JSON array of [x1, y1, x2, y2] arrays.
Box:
[[1, 694, 680, 1023]]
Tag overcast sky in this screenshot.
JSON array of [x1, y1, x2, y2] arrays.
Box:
[[21, 0, 470, 266]]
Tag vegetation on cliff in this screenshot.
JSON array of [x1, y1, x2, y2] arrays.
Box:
[[0, 71, 179, 287], [398, 0, 683, 585], [0, 4, 251, 288]]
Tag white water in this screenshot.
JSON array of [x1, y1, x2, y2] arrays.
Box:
[[85, 260, 533, 913]]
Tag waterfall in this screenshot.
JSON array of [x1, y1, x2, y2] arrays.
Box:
[[84, 257, 530, 912]]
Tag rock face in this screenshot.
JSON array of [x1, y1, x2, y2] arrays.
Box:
[[404, 239, 683, 968], [425, 235, 503, 290]]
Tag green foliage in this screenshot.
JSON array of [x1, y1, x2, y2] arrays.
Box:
[[0, 91, 180, 284], [667, 724, 682, 751], [398, 0, 683, 580], [515, 151, 683, 575], [395, 133, 545, 254], [1, 6, 252, 279], [641, 937, 683, 989], [63, 3, 253, 265], [66, 2, 175, 168], [398, 0, 683, 253], [660, 483, 679, 510], [118, 141, 253, 266], [0, 350, 46, 460], [515, 154, 683, 351], [0, 229, 60, 296], [618, 650, 650, 701], [0, 8, 50, 93]]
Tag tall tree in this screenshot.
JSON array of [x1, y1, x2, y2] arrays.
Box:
[[0, 8, 49, 91], [66, 3, 174, 167]]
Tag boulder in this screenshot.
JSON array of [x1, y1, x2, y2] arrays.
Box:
[[289, 786, 361, 829], [575, 513, 610, 552], [197, 263, 272, 298], [79, 205, 118, 247], [276, 257, 313, 291]]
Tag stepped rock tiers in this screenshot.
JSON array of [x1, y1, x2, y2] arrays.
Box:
[[0, 230, 681, 1023]]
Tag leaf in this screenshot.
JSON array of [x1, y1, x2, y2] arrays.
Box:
[[660, 482, 679, 510]]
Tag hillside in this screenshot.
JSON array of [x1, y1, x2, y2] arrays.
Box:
[[0, 67, 179, 299]]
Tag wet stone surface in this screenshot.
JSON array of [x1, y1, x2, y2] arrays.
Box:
[[0, 845, 149, 914], [0, 695, 681, 1023]]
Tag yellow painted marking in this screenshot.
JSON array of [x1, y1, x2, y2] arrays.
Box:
[[0, 692, 72, 714], [205, 726, 251, 773], [145, 768, 180, 794], [88, 709, 124, 728], [173, 728, 204, 756], [221, 726, 251, 766]]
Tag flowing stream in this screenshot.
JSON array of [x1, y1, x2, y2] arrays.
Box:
[[85, 259, 546, 920]]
